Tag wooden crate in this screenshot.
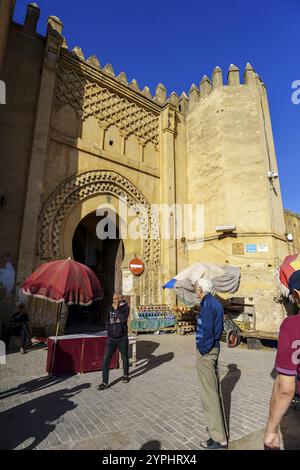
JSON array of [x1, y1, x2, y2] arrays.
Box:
[[176, 322, 196, 335]]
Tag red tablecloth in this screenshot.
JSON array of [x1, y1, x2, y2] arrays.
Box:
[[46, 333, 118, 374]]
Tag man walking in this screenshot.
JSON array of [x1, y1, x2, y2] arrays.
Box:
[[98, 293, 130, 390], [264, 270, 300, 450], [194, 278, 228, 450]]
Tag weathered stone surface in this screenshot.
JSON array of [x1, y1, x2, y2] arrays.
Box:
[[228, 63, 240, 86], [72, 46, 84, 60], [212, 66, 223, 88], [154, 83, 166, 104], [87, 55, 100, 69], [284, 209, 300, 253], [117, 71, 128, 85], [199, 75, 212, 97], [130, 78, 140, 92], [168, 91, 179, 108], [102, 63, 115, 76], [142, 86, 152, 99]]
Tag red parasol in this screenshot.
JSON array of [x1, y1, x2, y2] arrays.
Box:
[[22, 258, 103, 372], [22, 258, 103, 306]]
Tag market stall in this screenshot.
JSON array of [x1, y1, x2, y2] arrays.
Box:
[[131, 305, 177, 334], [46, 331, 118, 375]]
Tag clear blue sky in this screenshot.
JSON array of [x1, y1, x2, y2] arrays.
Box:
[[14, 0, 300, 213]]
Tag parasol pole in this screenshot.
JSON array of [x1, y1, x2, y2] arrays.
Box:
[[55, 302, 62, 337], [50, 302, 63, 374]]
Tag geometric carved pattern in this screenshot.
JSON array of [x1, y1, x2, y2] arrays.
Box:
[[39, 170, 160, 268], [55, 66, 160, 150]]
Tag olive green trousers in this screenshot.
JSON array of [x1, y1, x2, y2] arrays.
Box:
[[196, 347, 227, 443]]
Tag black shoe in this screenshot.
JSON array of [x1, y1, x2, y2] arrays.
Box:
[[200, 438, 228, 450], [97, 383, 109, 390], [122, 376, 130, 383]]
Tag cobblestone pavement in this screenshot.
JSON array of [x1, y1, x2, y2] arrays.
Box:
[[0, 335, 278, 450]]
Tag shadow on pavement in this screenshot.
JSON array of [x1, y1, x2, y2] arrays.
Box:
[[0, 374, 71, 399], [140, 440, 161, 450], [0, 383, 90, 450], [221, 363, 241, 437], [108, 341, 174, 388]]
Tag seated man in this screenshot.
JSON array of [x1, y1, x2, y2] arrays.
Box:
[[10, 303, 30, 354]]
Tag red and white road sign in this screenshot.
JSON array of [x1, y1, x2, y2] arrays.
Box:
[[129, 257, 144, 275]]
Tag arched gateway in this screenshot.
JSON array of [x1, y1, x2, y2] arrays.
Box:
[[38, 170, 161, 313]]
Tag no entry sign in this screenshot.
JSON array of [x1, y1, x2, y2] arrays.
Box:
[[129, 257, 144, 275]]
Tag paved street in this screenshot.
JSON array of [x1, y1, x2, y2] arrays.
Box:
[[0, 334, 298, 450]]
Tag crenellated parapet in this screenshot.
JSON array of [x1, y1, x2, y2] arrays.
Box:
[[186, 63, 266, 111], [67, 43, 174, 107], [18, 4, 172, 109], [18, 3, 267, 114]]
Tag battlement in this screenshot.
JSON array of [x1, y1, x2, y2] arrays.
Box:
[[19, 3, 267, 112], [184, 63, 267, 112]]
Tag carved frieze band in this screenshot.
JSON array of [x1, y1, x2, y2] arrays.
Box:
[[55, 66, 160, 150]]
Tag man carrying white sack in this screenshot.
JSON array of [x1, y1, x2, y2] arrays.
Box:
[[194, 278, 228, 450]]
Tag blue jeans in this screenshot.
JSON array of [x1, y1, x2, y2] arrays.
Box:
[[10, 324, 29, 349], [20, 326, 29, 348], [102, 338, 129, 384]]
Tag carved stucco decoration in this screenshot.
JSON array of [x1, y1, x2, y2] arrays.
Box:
[[39, 170, 160, 269], [55, 66, 160, 150]]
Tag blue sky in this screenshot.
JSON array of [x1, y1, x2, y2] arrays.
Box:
[[14, 0, 300, 213]]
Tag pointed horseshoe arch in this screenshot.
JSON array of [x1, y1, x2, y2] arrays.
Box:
[[39, 170, 160, 268]]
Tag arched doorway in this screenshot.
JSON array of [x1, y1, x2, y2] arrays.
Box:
[[38, 170, 161, 334], [66, 211, 124, 332]]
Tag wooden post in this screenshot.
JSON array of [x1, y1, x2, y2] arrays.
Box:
[[50, 302, 63, 374], [55, 303, 62, 337]]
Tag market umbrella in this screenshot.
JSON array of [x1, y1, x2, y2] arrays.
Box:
[[22, 258, 103, 371], [278, 253, 300, 297], [163, 262, 241, 306]]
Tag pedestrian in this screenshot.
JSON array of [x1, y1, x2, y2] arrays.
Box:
[[98, 293, 130, 390], [264, 270, 300, 450], [10, 303, 30, 354], [194, 278, 228, 449]]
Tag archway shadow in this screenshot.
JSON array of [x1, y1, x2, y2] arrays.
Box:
[[221, 363, 241, 436], [0, 383, 90, 450], [109, 340, 174, 387]]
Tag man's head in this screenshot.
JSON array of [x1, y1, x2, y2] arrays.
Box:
[[194, 278, 213, 301], [18, 303, 26, 311], [288, 270, 300, 307], [112, 293, 122, 304]]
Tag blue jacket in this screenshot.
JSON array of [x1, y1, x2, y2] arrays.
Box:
[[196, 294, 224, 355]]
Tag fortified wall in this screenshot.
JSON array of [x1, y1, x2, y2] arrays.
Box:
[[0, 3, 292, 336]]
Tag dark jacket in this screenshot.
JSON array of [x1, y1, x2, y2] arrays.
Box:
[[196, 293, 224, 355], [106, 299, 130, 341], [11, 312, 29, 336]]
